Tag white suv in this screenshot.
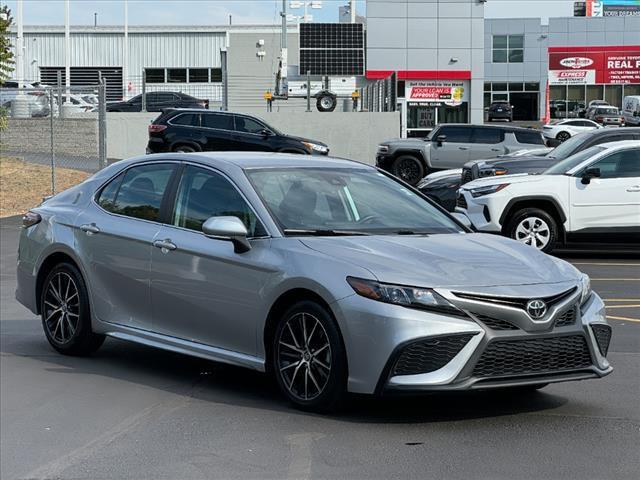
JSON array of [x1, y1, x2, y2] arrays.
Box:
[[456, 141, 640, 253]]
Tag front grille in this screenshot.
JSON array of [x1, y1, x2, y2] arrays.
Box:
[[591, 324, 612, 357], [555, 308, 576, 327], [473, 312, 520, 330], [461, 168, 473, 184], [456, 194, 468, 209], [473, 335, 593, 378], [454, 288, 577, 312], [393, 334, 476, 376]]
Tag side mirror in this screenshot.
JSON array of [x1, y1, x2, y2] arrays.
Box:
[[436, 135, 447, 146], [260, 129, 273, 137], [581, 167, 600, 185], [202, 216, 251, 253], [451, 212, 473, 230]]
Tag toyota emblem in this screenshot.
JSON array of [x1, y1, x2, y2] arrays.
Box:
[[526, 299, 547, 320]]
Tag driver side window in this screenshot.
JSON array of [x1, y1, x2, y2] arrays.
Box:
[[589, 150, 640, 179], [172, 165, 266, 236]]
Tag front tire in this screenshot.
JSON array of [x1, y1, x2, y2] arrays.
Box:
[[392, 155, 425, 186], [41, 263, 105, 356], [272, 301, 347, 412], [505, 208, 558, 253]]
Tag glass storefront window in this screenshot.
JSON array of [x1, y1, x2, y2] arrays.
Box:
[[484, 92, 491, 108], [605, 85, 623, 108], [493, 83, 508, 92], [493, 93, 508, 101], [525, 82, 539, 91], [624, 84, 640, 97], [586, 85, 604, 105], [439, 104, 468, 124], [509, 83, 524, 91], [492, 35, 523, 63]]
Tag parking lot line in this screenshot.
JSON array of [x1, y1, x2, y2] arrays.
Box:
[[571, 263, 640, 267], [591, 278, 640, 281], [607, 315, 640, 323], [605, 304, 640, 309], [604, 298, 640, 302]]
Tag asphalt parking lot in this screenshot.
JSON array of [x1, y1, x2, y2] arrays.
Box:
[[1, 215, 638, 480]]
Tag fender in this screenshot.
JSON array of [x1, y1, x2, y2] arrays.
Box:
[[391, 148, 428, 167], [499, 195, 568, 227], [169, 139, 202, 152]]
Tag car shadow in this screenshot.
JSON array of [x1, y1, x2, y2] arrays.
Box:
[[2, 320, 568, 424]]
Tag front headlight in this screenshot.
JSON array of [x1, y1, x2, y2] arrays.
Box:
[[346, 277, 465, 316], [303, 142, 329, 154], [579, 273, 592, 305], [469, 183, 510, 198]]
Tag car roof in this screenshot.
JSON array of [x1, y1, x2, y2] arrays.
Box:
[[437, 123, 538, 133], [136, 151, 367, 170], [597, 140, 640, 150]]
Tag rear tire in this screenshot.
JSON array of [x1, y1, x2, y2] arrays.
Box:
[[173, 145, 196, 153], [41, 263, 105, 356], [316, 94, 337, 113], [556, 131, 571, 143], [392, 155, 425, 186], [272, 300, 347, 412], [505, 207, 558, 254]]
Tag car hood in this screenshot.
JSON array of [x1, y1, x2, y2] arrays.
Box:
[[462, 173, 552, 189], [463, 154, 547, 169], [285, 134, 328, 148], [381, 138, 427, 147], [300, 233, 579, 289]]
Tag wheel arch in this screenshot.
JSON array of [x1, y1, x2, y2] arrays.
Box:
[[391, 149, 427, 167], [170, 140, 202, 152], [35, 250, 83, 315], [263, 288, 347, 374], [499, 196, 567, 235]]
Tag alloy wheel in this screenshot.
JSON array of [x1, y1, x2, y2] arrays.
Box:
[[277, 312, 332, 401], [514, 216, 551, 250], [556, 131, 571, 142], [43, 272, 80, 344], [396, 158, 420, 183]]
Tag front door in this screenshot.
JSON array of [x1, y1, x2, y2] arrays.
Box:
[[570, 149, 640, 232], [232, 115, 274, 151], [74, 163, 177, 330], [429, 125, 472, 168], [150, 164, 271, 356]]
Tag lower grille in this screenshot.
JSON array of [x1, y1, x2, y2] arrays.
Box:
[[473, 335, 593, 378], [393, 334, 476, 376], [555, 308, 576, 327], [473, 312, 519, 331], [591, 324, 612, 357], [456, 194, 468, 209]]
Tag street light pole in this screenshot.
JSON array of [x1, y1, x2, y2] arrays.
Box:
[[64, 0, 70, 102], [123, 0, 128, 99], [15, 0, 23, 88]]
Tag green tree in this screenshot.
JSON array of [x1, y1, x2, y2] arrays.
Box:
[[0, 6, 13, 131]]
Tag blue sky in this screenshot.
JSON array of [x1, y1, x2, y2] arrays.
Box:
[[1, 0, 575, 25]]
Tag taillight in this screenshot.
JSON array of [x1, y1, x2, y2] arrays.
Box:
[[148, 124, 167, 134], [22, 211, 41, 228]]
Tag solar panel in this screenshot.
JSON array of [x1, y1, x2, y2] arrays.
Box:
[[299, 23, 365, 76]]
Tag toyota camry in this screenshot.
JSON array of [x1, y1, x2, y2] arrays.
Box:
[[16, 153, 612, 411]]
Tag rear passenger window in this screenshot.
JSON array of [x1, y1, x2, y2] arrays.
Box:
[[170, 113, 200, 126], [472, 128, 503, 144], [202, 113, 234, 130], [437, 127, 472, 143], [514, 130, 545, 145], [99, 164, 175, 222]]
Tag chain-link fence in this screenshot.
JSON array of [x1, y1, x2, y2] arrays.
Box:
[[360, 73, 398, 113], [121, 74, 224, 110], [1, 83, 106, 207]]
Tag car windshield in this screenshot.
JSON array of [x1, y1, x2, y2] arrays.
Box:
[[545, 132, 590, 160], [596, 107, 619, 115], [543, 146, 607, 175], [246, 167, 464, 235]]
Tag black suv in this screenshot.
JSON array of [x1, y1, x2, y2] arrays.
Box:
[[487, 102, 513, 122], [107, 91, 209, 112], [146, 109, 329, 155]]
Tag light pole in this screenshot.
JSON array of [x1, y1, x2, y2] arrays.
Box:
[[123, 0, 128, 99], [289, 1, 322, 23]]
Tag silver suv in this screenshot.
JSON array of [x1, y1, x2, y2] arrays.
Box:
[[376, 124, 546, 185]]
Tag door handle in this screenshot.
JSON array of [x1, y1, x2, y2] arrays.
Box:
[[627, 186, 640, 192], [458, 147, 469, 150], [80, 223, 100, 235], [491, 148, 502, 152], [153, 239, 177, 252]]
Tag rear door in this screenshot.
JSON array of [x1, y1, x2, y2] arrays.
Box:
[[74, 162, 178, 331], [232, 115, 276, 152], [469, 127, 506, 158], [200, 112, 238, 151], [429, 126, 472, 168], [569, 149, 640, 232]]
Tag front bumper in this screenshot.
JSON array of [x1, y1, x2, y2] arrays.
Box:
[[333, 287, 611, 395], [375, 153, 394, 171], [454, 188, 507, 233]]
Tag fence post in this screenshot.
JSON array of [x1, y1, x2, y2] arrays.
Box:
[[49, 88, 56, 195], [221, 48, 228, 111], [98, 78, 107, 169], [306, 70, 311, 113], [56, 71, 63, 116], [141, 69, 147, 112]]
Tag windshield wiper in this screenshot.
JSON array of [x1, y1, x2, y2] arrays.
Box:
[[283, 229, 371, 237], [391, 230, 433, 235]]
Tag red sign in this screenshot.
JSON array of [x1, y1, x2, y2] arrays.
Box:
[[549, 46, 640, 84], [410, 86, 453, 100]]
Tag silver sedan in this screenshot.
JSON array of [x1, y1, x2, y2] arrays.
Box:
[[16, 153, 612, 411]]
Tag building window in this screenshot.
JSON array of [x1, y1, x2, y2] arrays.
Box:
[[210, 68, 223, 83], [189, 68, 209, 83], [145, 68, 165, 83], [492, 35, 524, 63], [167, 68, 187, 83]]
